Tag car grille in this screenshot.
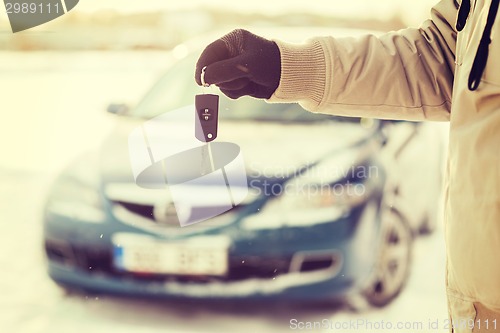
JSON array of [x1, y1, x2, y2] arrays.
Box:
[[117, 200, 177, 226], [114, 200, 245, 230], [45, 239, 114, 274]]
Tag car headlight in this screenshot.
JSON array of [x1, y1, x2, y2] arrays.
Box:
[[270, 147, 376, 208], [242, 149, 378, 229], [273, 179, 371, 211], [45, 154, 106, 224]]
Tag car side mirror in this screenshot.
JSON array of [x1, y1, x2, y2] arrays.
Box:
[[107, 103, 129, 115], [378, 130, 388, 146], [378, 121, 392, 146]]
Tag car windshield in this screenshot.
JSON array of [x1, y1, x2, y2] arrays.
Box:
[[129, 54, 360, 124]]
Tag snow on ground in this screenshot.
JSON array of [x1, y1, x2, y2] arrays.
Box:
[[0, 51, 449, 333]]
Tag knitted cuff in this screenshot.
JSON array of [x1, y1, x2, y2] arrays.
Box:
[[267, 39, 327, 112]]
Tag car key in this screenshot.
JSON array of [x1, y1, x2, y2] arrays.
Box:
[[196, 66, 219, 174], [195, 93, 219, 143]]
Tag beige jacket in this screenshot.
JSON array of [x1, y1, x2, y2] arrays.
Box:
[[269, 0, 500, 329]]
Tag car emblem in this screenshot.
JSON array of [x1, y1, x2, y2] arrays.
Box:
[[153, 201, 186, 226]]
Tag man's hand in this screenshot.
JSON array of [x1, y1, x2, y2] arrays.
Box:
[[195, 29, 281, 100]]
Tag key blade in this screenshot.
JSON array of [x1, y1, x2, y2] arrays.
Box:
[[207, 142, 215, 172]]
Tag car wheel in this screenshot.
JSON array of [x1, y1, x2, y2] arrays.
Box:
[[363, 207, 412, 307]]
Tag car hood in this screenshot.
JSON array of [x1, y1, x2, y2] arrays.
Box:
[[99, 116, 378, 187]]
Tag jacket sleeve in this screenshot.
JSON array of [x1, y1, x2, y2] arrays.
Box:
[[268, 0, 459, 121]]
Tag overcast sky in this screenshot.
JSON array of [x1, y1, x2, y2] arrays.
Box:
[[0, 0, 439, 31], [78, 0, 438, 26]]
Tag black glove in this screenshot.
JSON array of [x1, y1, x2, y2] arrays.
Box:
[[195, 29, 281, 99]]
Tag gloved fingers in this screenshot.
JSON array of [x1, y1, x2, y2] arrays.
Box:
[[220, 86, 253, 100], [248, 84, 276, 99], [220, 82, 272, 100], [202, 55, 250, 86], [217, 78, 250, 90], [195, 39, 230, 85]]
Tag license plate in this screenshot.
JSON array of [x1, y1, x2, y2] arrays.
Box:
[[112, 233, 229, 276]]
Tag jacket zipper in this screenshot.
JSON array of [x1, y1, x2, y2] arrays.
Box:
[[468, 0, 500, 90], [456, 0, 500, 90]]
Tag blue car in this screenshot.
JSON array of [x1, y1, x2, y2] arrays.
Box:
[[43, 31, 443, 307]]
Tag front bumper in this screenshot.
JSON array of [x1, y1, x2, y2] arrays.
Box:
[[44, 197, 382, 301], [47, 256, 356, 300]]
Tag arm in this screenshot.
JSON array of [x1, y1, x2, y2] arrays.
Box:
[[269, 0, 459, 121]]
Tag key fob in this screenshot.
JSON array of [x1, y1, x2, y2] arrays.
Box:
[[195, 93, 219, 142]]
